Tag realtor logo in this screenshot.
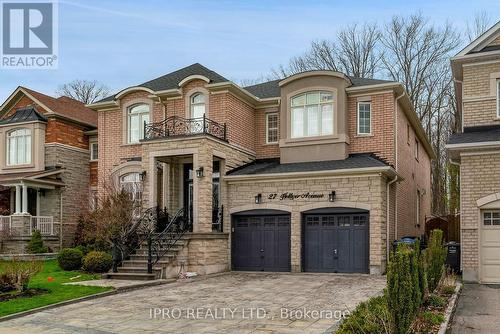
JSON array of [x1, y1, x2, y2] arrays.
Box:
[[1, 0, 58, 69]]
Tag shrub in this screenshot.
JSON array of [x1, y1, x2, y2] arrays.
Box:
[[387, 244, 420, 334], [441, 285, 456, 296], [82, 251, 112, 273], [26, 230, 48, 254], [426, 294, 446, 308], [336, 295, 391, 334], [421, 311, 445, 326], [57, 248, 83, 271], [415, 239, 428, 301], [426, 229, 446, 292], [0, 258, 42, 292]]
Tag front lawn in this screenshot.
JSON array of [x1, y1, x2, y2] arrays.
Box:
[[0, 259, 112, 317]]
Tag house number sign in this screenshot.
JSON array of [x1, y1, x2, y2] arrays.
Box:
[[268, 192, 325, 200]]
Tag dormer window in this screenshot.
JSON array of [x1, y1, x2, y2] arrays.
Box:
[[7, 128, 32, 166], [128, 104, 150, 143], [291, 91, 333, 138], [190, 93, 206, 119]]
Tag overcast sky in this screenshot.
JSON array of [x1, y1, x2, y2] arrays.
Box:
[[1, 0, 499, 102]]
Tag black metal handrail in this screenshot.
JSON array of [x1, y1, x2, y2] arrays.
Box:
[[147, 207, 193, 273], [144, 115, 227, 141], [212, 205, 223, 232]]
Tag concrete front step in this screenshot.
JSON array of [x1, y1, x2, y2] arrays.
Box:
[[129, 253, 176, 261], [103, 272, 157, 280], [135, 247, 182, 255], [117, 266, 162, 274], [121, 259, 171, 267]]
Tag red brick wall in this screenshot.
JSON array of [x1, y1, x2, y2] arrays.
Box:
[[46, 118, 89, 150], [254, 107, 280, 159], [347, 93, 395, 165]]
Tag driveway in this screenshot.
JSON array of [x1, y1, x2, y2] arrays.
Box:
[[450, 284, 500, 334], [1, 272, 385, 334]]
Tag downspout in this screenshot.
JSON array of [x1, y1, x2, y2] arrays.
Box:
[[386, 175, 398, 258], [59, 190, 63, 250], [390, 91, 405, 248], [452, 77, 464, 133]]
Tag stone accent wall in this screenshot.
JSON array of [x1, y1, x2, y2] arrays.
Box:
[[226, 173, 388, 274], [460, 152, 500, 281], [186, 234, 229, 275], [45, 144, 90, 247], [1, 236, 60, 254], [347, 92, 396, 165], [462, 62, 500, 127]]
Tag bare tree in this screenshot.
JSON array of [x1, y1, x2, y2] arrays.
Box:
[[336, 23, 382, 78], [56, 79, 110, 104], [466, 11, 492, 42], [270, 23, 381, 79]]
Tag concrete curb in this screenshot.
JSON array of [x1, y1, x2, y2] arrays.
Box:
[[0, 279, 174, 323], [438, 282, 462, 334]]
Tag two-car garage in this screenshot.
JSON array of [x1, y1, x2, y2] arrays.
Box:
[[231, 208, 369, 274]]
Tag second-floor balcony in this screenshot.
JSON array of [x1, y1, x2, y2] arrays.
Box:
[[143, 115, 227, 142]]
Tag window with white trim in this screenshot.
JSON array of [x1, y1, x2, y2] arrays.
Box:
[[483, 210, 500, 226], [357, 102, 371, 135], [90, 142, 98, 161], [291, 91, 334, 138], [497, 79, 500, 118], [266, 113, 279, 143], [120, 172, 143, 202], [128, 104, 150, 143], [7, 128, 32, 166], [190, 93, 206, 119]]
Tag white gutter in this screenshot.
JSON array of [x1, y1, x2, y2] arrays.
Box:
[[446, 141, 500, 150]]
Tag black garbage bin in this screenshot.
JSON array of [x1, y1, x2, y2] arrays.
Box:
[[445, 242, 460, 273]]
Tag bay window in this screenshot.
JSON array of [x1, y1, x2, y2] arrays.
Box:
[[291, 91, 334, 138], [7, 128, 32, 166], [128, 104, 150, 143]]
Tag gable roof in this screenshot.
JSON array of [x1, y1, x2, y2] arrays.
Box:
[[0, 87, 97, 127], [0, 106, 47, 125], [97, 63, 229, 103], [454, 21, 500, 58]]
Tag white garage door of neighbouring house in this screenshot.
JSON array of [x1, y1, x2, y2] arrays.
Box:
[[481, 210, 500, 283]]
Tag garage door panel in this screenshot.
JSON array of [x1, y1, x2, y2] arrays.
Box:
[[232, 215, 290, 272], [481, 227, 500, 283], [304, 212, 369, 274]]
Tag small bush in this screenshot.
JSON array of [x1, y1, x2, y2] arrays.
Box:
[[387, 244, 420, 334], [441, 285, 456, 295], [57, 248, 83, 271], [415, 239, 428, 300], [336, 295, 391, 334], [421, 311, 445, 326], [82, 251, 112, 273], [426, 229, 446, 292], [426, 293, 446, 308], [0, 258, 42, 292], [26, 230, 48, 254]]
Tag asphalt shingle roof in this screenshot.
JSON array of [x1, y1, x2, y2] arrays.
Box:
[[97, 63, 229, 103], [448, 125, 500, 145], [0, 106, 47, 125], [227, 154, 389, 176]]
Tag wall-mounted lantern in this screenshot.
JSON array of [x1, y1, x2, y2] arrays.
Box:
[[329, 191, 336, 202], [255, 193, 262, 204], [196, 167, 204, 178]]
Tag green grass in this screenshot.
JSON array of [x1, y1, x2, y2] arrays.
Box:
[[0, 260, 112, 317]]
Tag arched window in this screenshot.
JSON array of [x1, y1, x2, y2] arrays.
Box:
[[290, 91, 334, 138], [190, 93, 205, 119], [7, 128, 32, 165], [128, 104, 150, 143], [120, 172, 143, 203]]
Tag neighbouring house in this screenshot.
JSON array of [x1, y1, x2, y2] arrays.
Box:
[[447, 21, 500, 283], [88, 63, 433, 279], [0, 87, 97, 253]]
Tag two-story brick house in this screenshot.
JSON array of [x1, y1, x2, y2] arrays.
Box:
[[89, 63, 433, 278], [0, 87, 98, 253], [447, 21, 500, 283]]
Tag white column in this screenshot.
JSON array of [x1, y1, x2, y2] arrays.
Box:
[[22, 184, 28, 214], [15, 185, 21, 214]]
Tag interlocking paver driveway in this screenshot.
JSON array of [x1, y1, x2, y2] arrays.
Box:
[[1, 272, 385, 334]]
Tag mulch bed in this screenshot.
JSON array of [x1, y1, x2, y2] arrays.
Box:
[[0, 288, 48, 302]]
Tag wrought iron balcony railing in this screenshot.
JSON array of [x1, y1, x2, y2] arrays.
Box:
[[143, 115, 227, 141]]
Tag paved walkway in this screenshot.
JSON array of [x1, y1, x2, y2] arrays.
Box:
[[1, 272, 385, 334], [450, 284, 500, 334]]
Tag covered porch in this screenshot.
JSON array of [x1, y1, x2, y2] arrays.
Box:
[[0, 169, 64, 239]]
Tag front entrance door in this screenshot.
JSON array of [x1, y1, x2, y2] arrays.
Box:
[[28, 188, 37, 216], [303, 211, 369, 273]]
